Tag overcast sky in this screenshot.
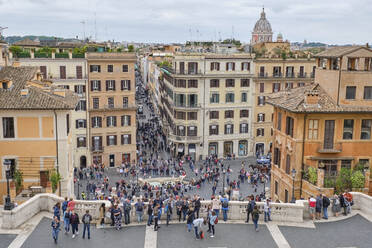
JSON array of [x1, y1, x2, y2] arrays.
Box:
[[0, 0, 371, 44]]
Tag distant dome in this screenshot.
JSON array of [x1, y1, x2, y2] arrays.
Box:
[[253, 8, 272, 34], [277, 33, 283, 42]]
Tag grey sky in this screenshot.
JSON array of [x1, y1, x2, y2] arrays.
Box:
[[0, 0, 371, 44]]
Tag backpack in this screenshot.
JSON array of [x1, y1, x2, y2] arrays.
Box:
[[214, 217, 218, 224], [253, 211, 259, 221], [324, 197, 330, 207], [248, 201, 254, 212], [136, 203, 143, 212], [222, 200, 228, 208], [125, 203, 132, 211], [199, 231, 204, 239], [83, 214, 91, 224]]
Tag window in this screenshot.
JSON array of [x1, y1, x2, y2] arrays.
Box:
[[187, 126, 197, 136], [241, 62, 250, 71], [66, 114, 70, 135], [175, 94, 186, 107], [361, 119, 372, 139], [60, 66, 66, 79], [240, 123, 248, 133], [210, 79, 219, 88], [274, 148, 281, 167], [275, 181, 278, 195], [259, 66, 265, 77], [286, 66, 294, 78], [92, 136, 102, 151], [225, 93, 235, 103], [272, 83, 281, 93], [75, 100, 86, 111], [258, 96, 265, 105], [121, 115, 131, 126], [210, 111, 219, 119], [285, 155, 291, 174], [343, 119, 354, 139], [107, 135, 117, 146], [75, 119, 87, 129], [297, 82, 305, 87], [61, 85, 70, 90], [363, 86, 372, 99], [2, 117, 14, 138], [341, 160, 351, 170], [40, 66, 47, 79], [188, 80, 198, 88], [175, 79, 186, 88], [76, 66, 82, 79], [241, 92, 247, 102], [188, 62, 198, 74], [273, 66, 281, 77], [209, 125, 219, 135], [77, 137, 86, 148], [108, 97, 114, 108], [107, 65, 113, 72], [226, 62, 235, 71], [121, 134, 132, 145], [106, 80, 116, 91], [121, 80, 131, 90], [123, 97, 128, 108], [285, 116, 294, 137], [240, 110, 249, 118], [210, 62, 220, 71], [225, 124, 234, 134], [256, 128, 265, 136], [177, 125, 185, 136], [93, 98, 99, 109], [259, 83, 265, 93], [240, 79, 250, 87], [210, 93, 220, 103], [91, 80, 101, 91], [346, 86, 356, 99], [277, 112, 282, 131], [359, 159, 370, 167], [285, 82, 293, 89], [308, 120, 319, 139], [91, 116, 102, 128], [257, 113, 265, 122], [90, 65, 101, 73], [106, 116, 117, 127], [187, 112, 197, 120], [122, 65, 129, 72], [188, 94, 198, 107], [226, 79, 235, 87], [224, 110, 234, 119], [74, 85, 86, 94]]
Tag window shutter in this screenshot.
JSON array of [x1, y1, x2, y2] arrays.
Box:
[[90, 65, 93, 72], [90, 81, 94, 91], [114, 135, 117, 145], [233, 63, 235, 70], [107, 136, 110, 146], [128, 116, 131, 126], [98, 81, 101, 91], [128, 80, 131, 90], [216, 94, 219, 103], [121, 80, 124, 90], [83, 120, 87, 128], [128, 134, 131, 144], [121, 116, 124, 126], [248, 62, 250, 71], [106, 117, 110, 127], [210, 63, 213, 71], [241, 63, 244, 71], [113, 116, 117, 127], [226, 63, 228, 71], [106, 80, 109, 91], [113, 80, 116, 90], [98, 65, 101, 72], [217, 63, 220, 71], [98, 117, 102, 127], [74, 85, 78, 93], [75, 120, 78, 128], [263, 114, 265, 122], [83, 85, 86, 93], [121, 135, 124, 145]]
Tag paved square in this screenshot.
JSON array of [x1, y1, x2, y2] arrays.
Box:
[[20, 217, 146, 248], [279, 214, 372, 248], [0, 234, 17, 248], [157, 223, 278, 248]]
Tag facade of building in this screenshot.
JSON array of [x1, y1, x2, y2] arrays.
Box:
[[252, 8, 273, 45], [0, 40, 7, 68], [159, 53, 255, 160], [87, 53, 137, 167], [0, 66, 78, 203], [253, 58, 316, 156], [11, 54, 89, 169], [267, 46, 372, 202]]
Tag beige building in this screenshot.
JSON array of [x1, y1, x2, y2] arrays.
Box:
[[0, 66, 78, 202], [11, 54, 89, 169], [87, 53, 137, 167], [253, 58, 316, 156], [0, 40, 7, 68], [159, 53, 255, 160]]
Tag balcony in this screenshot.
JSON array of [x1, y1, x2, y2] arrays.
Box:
[[258, 72, 268, 78], [91, 146, 104, 152], [317, 143, 342, 153], [174, 103, 201, 109], [285, 73, 295, 78], [168, 133, 201, 142], [297, 72, 307, 78], [89, 104, 137, 111], [161, 66, 202, 75], [273, 72, 283, 78]]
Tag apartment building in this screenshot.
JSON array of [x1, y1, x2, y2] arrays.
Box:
[[0, 66, 78, 203], [267, 46, 372, 202], [0, 40, 7, 68], [253, 57, 316, 156], [11, 52, 89, 169], [159, 53, 254, 160], [87, 53, 136, 167]]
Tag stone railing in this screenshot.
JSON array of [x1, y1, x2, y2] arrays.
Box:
[[2, 192, 371, 229], [1, 194, 110, 229]]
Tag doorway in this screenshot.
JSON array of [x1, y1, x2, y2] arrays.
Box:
[[40, 171, 49, 188], [109, 154, 115, 167], [255, 143, 265, 157], [324, 120, 335, 149], [80, 156, 87, 169], [209, 142, 218, 156]]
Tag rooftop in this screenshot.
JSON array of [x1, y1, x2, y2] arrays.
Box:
[[266, 84, 372, 113], [13, 38, 41, 47], [0, 66, 79, 110], [315, 46, 371, 58], [87, 52, 136, 60]]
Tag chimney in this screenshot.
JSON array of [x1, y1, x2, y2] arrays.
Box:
[[305, 89, 320, 105]]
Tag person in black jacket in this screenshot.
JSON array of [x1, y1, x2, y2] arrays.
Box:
[[322, 195, 330, 219], [194, 195, 201, 218], [69, 210, 80, 239], [82, 210, 92, 239]]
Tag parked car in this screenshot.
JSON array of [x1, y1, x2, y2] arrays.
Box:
[[256, 155, 271, 165]]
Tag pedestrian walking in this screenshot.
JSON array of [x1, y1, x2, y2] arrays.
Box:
[[246, 196, 255, 223], [63, 208, 71, 234], [264, 199, 272, 222], [135, 199, 144, 223], [51, 216, 60, 243], [123, 199, 132, 225], [193, 217, 206, 240], [153, 203, 160, 231], [82, 210, 92, 239], [69, 210, 80, 239], [315, 194, 323, 220], [212, 197, 220, 218], [62, 197, 69, 215], [53, 202, 61, 220], [113, 204, 122, 230], [308, 196, 316, 221], [220, 195, 229, 221], [186, 206, 195, 232], [331, 194, 341, 217], [99, 203, 105, 227], [322, 195, 330, 219], [147, 200, 154, 226], [209, 211, 217, 238], [252, 205, 261, 232]]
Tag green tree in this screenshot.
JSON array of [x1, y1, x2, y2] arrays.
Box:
[[308, 167, 318, 185], [351, 170, 365, 189], [335, 168, 352, 193], [128, 45, 134, 52], [9, 46, 23, 57], [49, 170, 62, 193], [13, 169, 23, 193]]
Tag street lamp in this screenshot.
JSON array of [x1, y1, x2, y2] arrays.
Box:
[[262, 175, 267, 199], [291, 168, 296, 203], [4, 160, 14, 210], [222, 168, 226, 194]]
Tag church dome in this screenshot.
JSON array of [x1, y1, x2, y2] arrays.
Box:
[[253, 8, 272, 34]]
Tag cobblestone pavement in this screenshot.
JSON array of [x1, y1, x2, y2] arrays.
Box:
[[279, 214, 372, 248]]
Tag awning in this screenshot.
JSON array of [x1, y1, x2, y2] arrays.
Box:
[[178, 147, 184, 152]]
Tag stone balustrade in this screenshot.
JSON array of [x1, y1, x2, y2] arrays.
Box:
[[2, 192, 371, 229]]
